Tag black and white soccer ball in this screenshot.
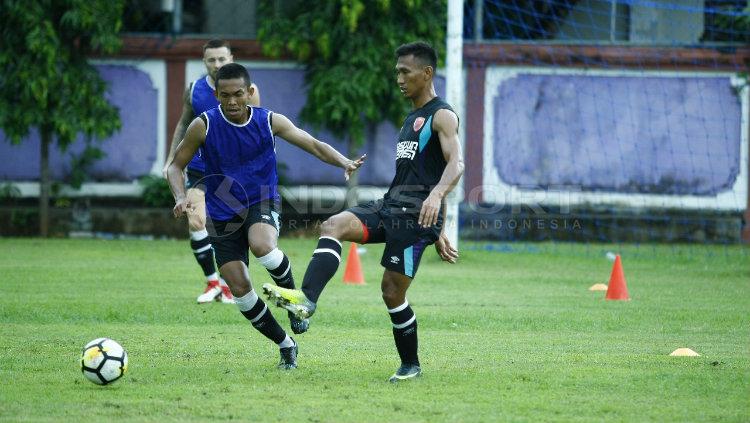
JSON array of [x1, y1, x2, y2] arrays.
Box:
[[80, 338, 128, 385]]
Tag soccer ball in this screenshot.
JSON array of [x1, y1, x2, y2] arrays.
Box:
[[80, 338, 128, 385]]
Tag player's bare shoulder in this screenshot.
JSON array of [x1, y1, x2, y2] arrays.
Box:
[[184, 114, 208, 142], [433, 108, 459, 134], [269, 112, 294, 135]]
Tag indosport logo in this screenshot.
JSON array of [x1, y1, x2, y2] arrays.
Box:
[[193, 174, 250, 238]]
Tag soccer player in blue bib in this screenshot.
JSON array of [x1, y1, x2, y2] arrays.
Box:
[[163, 39, 261, 305], [167, 63, 365, 369], [263, 42, 463, 381]]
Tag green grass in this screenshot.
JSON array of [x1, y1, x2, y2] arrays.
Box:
[[0, 238, 748, 422]]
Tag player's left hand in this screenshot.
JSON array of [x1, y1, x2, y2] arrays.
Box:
[[418, 192, 442, 228], [434, 233, 458, 263], [344, 154, 367, 181]]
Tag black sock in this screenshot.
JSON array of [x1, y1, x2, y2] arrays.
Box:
[[191, 235, 217, 277], [240, 296, 287, 344], [300, 237, 342, 303], [388, 301, 419, 366], [268, 254, 295, 289]]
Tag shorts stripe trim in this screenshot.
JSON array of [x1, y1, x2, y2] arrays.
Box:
[[392, 315, 416, 329], [403, 246, 414, 277], [313, 248, 341, 262], [271, 210, 280, 231]]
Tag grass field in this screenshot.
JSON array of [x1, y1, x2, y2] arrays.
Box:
[[1, 238, 748, 422]]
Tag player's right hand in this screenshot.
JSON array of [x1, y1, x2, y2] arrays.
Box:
[[173, 197, 192, 218], [344, 154, 367, 181]]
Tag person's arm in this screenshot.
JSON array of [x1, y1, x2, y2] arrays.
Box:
[[271, 112, 366, 180], [418, 108, 464, 228], [163, 86, 194, 178], [167, 116, 206, 217]]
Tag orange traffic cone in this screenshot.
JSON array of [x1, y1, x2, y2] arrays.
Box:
[[605, 255, 630, 300], [343, 243, 365, 285]]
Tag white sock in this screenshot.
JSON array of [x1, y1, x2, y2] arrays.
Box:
[[278, 335, 294, 349], [189, 228, 209, 241], [217, 278, 229, 287], [257, 248, 284, 270], [234, 290, 259, 312], [206, 272, 219, 282]]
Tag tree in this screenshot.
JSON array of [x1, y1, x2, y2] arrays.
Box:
[[702, 4, 750, 43], [0, 0, 124, 236], [257, 0, 446, 205]]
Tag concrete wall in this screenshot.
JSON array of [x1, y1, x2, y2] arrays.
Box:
[[202, 0, 257, 37], [488, 72, 741, 195], [630, 0, 705, 44], [555, 0, 708, 44], [555, 0, 629, 42], [478, 67, 747, 212]]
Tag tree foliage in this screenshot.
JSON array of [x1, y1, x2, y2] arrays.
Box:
[[702, 4, 750, 43], [257, 0, 446, 147], [0, 0, 124, 236], [0, 0, 124, 149]]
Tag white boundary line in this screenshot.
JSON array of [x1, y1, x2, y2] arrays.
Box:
[[10, 182, 387, 203]]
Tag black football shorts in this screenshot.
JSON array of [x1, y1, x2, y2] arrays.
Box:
[[348, 199, 440, 278], [208, 201, 281, 268]]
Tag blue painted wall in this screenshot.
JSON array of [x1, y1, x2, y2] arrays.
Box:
[[1, 63, 743, 200], [0, 64, 446, 187], [490, 74, 741, 195]]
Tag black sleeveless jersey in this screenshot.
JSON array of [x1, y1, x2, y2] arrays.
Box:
[[383, 97, 456, 214]]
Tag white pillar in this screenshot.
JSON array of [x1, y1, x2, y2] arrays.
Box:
[[445, 0, 464, 247]]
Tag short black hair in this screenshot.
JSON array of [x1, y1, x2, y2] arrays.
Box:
[[203, 38, 231, 53], [395, 41, 437, 69], [215, 63, 251, 88]]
